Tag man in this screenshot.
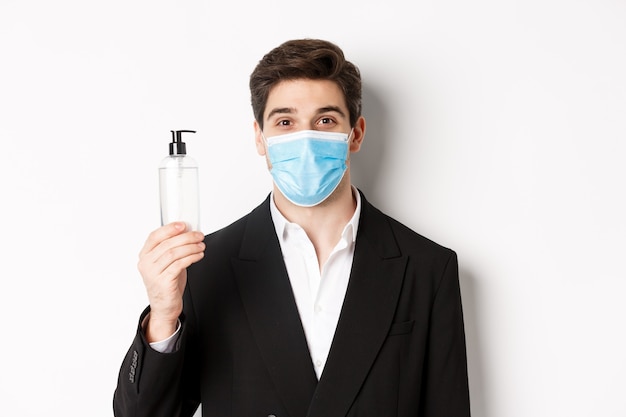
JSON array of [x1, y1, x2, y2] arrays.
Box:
[[114, 38, 471, 417]]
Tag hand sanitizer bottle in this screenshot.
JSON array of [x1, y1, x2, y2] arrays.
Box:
[[159, 130, 200, 231]]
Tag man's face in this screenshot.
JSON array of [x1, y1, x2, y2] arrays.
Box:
[[254, 79, 353, 156], [253, 78, 366, 207]]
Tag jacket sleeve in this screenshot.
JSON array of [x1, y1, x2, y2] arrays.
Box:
[[421, 251, 471, 416], [112, 307, 200, 417]]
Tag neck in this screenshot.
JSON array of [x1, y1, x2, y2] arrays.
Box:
[[273, 177, 356, 268]]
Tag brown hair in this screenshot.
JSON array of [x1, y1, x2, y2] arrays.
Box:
[[249, 39, 362, 129]]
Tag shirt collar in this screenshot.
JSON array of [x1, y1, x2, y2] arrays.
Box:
[[270, 186, 362, 245]]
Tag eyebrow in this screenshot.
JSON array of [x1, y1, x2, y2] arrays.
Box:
[[266, 107, 294, 120], [318, 106, 347, 118], [265, 105, 347, 121]]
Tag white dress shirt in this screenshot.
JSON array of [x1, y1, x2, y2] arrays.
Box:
[[269, 188, 361, 379], [150, 188, 361, 380]]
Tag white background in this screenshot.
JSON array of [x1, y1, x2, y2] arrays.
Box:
[[1, 1, 624, 416]]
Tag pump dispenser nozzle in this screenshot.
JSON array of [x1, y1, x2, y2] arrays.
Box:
[[169, 130, 196, 155]]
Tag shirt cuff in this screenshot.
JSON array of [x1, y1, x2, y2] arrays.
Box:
[[147, 319, 182, 353]]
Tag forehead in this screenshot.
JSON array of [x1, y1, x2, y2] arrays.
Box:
[[264, 79, 347, 120]]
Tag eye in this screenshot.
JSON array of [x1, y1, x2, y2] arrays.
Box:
[[277, 119, 292, 127], [317, 117, 336, 126]]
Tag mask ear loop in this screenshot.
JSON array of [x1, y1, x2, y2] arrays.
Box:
[[260, 130, 271, 154], [347, 128, 354, 143], [345, 128, 355, 161]]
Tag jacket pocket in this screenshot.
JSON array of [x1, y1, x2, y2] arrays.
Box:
[[387, 320, 414, 336]]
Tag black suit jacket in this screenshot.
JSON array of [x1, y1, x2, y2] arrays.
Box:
[[114, 192, 470, 416]]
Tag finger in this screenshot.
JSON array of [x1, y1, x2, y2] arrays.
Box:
[[148, 240, 206, 278], [139, 222, 188, 257], [147, 230, 205, 264], [161, 249, 205, 280]]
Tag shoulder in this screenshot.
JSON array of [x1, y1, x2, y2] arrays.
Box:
[[359, 191, 456, 261], [203, 195, 272, 250], [186, 196, 273, 286]]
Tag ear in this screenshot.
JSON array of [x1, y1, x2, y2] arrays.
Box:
[[349, 116, 366, 153], [254, 120, 266, 156]]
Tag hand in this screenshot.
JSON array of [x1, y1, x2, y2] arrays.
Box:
[[137, 222, 205, 342]]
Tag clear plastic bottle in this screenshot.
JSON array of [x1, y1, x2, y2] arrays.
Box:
[[159, 130, 200, 231]]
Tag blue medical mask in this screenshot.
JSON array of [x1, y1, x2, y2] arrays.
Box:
[[263, 129, 352, 207]]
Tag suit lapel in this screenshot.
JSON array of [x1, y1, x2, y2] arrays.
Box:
[[231, 197, 318, 417], [307, 195, 408, 417]]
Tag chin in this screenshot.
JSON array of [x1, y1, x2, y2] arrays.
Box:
[[317, 174, 350, 208]]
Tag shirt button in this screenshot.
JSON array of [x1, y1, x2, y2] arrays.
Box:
[[315, 360, 323, 368], [314, 305, 322, 313]]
